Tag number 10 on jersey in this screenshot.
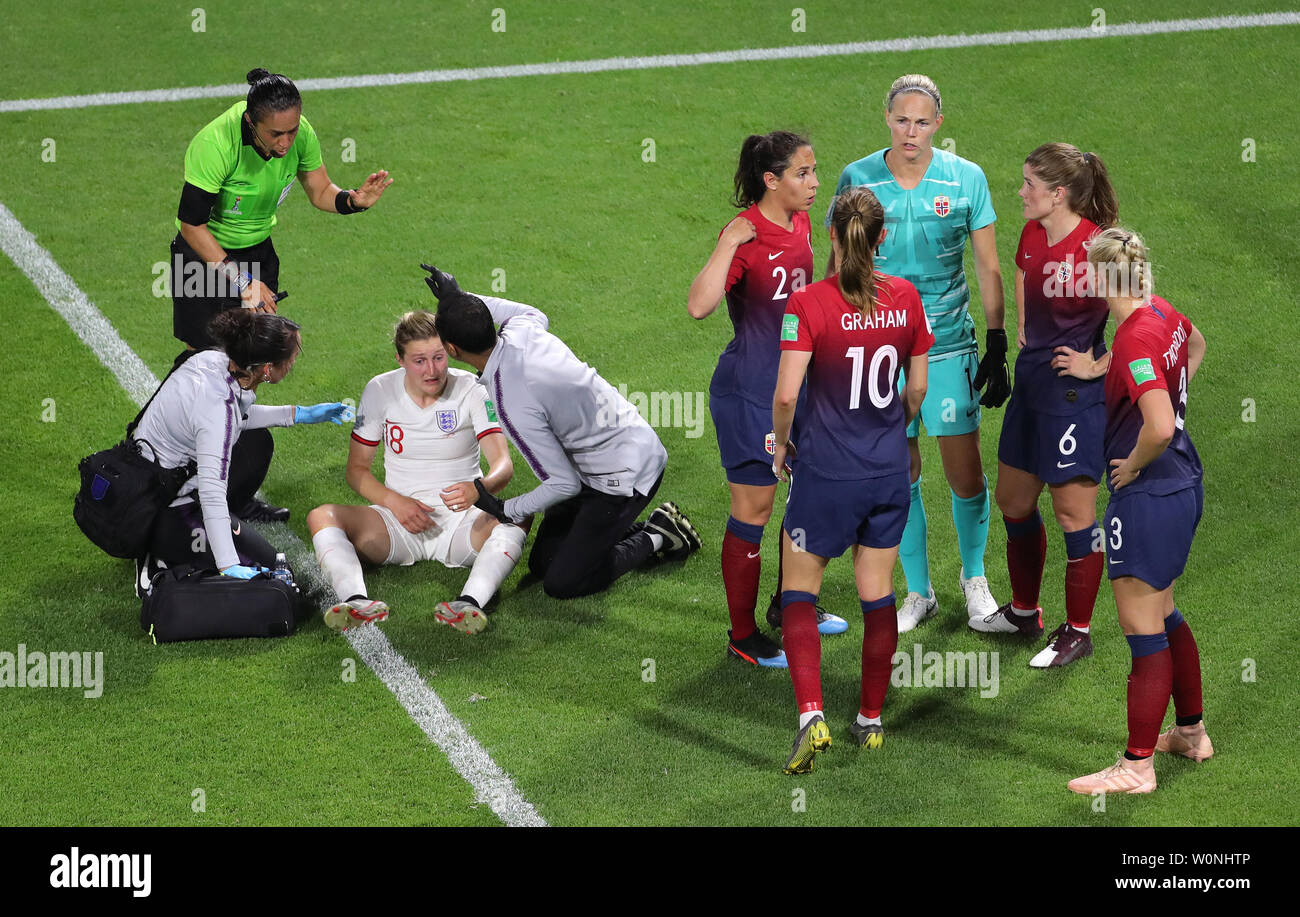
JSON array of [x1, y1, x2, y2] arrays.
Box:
[[846, 345, 899, 410]]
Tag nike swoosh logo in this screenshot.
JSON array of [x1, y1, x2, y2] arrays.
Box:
[[965, 406, 979, 417], [232, 523, 241, 535], [1023, 253, 1031, 259], [1109, 559, 1123, 564], [747, 551, 761, 559], [768, 251, 784, 260], [1056, 462, 1077, 469]]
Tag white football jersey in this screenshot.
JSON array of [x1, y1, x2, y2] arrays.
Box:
[[351, 367, 502, 502]]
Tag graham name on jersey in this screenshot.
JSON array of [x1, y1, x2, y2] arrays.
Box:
[[840, 307, 909, 331]]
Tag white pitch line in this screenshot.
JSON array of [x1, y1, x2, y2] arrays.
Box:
[[1, 199, 546, 827], [2, 12, 1298, 113]]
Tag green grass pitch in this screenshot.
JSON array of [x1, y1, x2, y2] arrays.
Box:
[[1, 1, 1297, 826]]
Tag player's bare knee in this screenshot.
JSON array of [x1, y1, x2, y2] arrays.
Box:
[[1053, 507, 1093, 533], [994, 483, 1029, 519], [306, 504, 336, 534]]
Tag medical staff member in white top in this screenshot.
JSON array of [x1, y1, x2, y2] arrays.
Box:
[[134, 310, 352, 580], [422, 265, 702, 599]]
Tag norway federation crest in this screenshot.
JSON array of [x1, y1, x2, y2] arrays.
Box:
[[933, 195, 950, 217], [1057, 259, 1074, 285], [436, 409, 458, 433], [765, 431, 776, 455]]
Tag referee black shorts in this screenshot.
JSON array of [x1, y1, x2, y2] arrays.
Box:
[[169, 233, 280, 350]]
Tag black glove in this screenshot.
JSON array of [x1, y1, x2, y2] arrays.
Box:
[[419, 263, 461, 303], [972, 329, 1011, 408], [472, 478, 509, 523]]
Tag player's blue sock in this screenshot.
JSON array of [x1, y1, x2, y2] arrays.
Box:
[[952, 477, 990, 579], [899, 477, 930, 595]]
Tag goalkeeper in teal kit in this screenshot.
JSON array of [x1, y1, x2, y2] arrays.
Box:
[[825, 74, 1009, 631]]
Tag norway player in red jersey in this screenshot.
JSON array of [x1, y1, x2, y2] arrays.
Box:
[[689, 131, 847, 670], [1068, 228, 1211, 795], [772, 186, 933, 772], [982, 143, 1119, 668]]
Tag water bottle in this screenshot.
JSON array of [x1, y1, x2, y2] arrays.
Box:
[[272, 552, 295, 587]]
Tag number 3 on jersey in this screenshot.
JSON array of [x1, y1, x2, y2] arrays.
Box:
[[845, 345, 899, 409], [386, 422, 405, 454]]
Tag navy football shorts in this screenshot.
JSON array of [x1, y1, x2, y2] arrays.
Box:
[[998, 388, 1105, 485], [783, 466, 910, 558], [1103, 483, 1203, 590], [710, 390, 786, 487]]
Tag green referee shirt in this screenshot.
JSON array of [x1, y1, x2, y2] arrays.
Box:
[[174, 101, 323, 250]]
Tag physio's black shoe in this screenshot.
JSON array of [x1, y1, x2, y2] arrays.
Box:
[[238, 498, 290, 523]]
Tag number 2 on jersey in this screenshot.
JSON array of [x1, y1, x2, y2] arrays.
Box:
[[845, 345, 899, 410], [771, 266, 807, 301]]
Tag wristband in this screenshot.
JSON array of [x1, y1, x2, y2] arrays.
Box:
[[218, 259, 253, 295], [335, 189, 366, 214]]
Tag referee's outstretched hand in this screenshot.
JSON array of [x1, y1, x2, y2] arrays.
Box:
[[351, 170, 393, 209], [419, 263, 461, 303]]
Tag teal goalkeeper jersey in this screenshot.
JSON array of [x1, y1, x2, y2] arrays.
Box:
[[827, 148, 996, 358]]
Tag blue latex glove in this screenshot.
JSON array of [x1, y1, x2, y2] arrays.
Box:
[[221, 564, 268, 580], [296, 402, 355, 425]]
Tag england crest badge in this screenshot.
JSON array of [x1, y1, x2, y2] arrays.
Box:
[[436, 410, 458, 433]]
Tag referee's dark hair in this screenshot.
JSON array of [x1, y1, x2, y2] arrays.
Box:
[[435, 292, 497, 355], [245, 68, 301, 123], [209, 310, 302, 381]]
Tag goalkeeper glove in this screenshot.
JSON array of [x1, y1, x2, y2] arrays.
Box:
[[295, 403, 355, 425], [472, 478, 510, 523], [973, 329, 1011, 408], [419, 263, 462, 304]]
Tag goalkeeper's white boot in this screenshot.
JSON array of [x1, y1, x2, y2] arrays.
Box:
[[959, 570, 999, 620], [896, 588, 937, 633]]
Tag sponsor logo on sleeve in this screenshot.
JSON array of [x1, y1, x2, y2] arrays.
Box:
[[485, 400, 499, 423], [1128, 358, 1157, 385], [781, 314, 799, 341]]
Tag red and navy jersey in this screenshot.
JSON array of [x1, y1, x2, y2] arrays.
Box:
[[1015, 217, 1109, 414], [710, 205, 815, 407], [781, 273, 934, 479], [1104, 295, 1202, 496]]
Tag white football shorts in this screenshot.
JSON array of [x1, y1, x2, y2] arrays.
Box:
[[370, 503, 482, 569]]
